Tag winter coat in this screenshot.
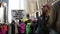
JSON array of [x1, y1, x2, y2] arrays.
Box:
[[35, 15, 49, 34], [3, 25, 8, 32], [0, 28, 6, 34], [31, 20, 38, 34], [19, 22, 26, 34], [26, 23, 32, 34], [11, 23, 15, 34]]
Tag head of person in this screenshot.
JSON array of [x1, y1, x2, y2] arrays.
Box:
[[3, 23, 6, 25], [28, 19, 32, 23], [11, 20, 15, 24], [19, 19, 21, 23], [0, 25, 3, 31], [42, 4, 51, 16]]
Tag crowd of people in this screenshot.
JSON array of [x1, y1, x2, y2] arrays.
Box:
[[0, 23, 8, 34], [10, 5, 51, 34], [0, 3, 50, 34], [0, 0, 60, 34], [11, 18, 38, 34]]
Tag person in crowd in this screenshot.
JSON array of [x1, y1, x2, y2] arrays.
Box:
[[49, 1, 60, 34], [18, 19, 21, 34], [3, 23, 8, 34], [30, 18, 38, 34], [19, 21, 26, 34], [0, 24, 6, 34], [36, 4, 51, 34], [11, 20, 15, 34], [24, 18, 29, 25], [26, 19, 32, 34], [42, 4, 51, 34]]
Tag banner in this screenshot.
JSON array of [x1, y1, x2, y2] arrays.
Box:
[[12, 10, 23, 20]]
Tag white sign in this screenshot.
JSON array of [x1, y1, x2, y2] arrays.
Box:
[[12, 10, 23, 20], [0, 7, 4, 23]]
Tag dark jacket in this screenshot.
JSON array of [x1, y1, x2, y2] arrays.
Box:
[[35, 14, 49, 34], [11, 23, 15, 34], [31, 20, 38, 34]]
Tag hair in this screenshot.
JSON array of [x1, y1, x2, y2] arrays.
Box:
[[42, 4, 51, 16], [19, 19, 21, 24], [11, 20, 15, 23], [49, 1, 60, 29], [19, 19, 21, 22]]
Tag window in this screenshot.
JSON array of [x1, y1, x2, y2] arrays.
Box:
[[36, 12, 39, 18], [0, 3, 1, 7], [27, 14, 30, 18]]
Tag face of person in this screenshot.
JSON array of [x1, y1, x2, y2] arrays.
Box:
[[43, 6, 50, 16], [0, 26, 3, 29]]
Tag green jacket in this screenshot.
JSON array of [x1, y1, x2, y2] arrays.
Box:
[[26, 23, 32, 34]]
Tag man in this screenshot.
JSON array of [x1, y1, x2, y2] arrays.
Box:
[[11, 20, 15, 34], [36, 4, 51, 34]]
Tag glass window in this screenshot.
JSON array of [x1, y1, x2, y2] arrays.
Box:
[[0, 3, 1, 7]]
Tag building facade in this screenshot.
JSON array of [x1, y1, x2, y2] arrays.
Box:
[[26, 0, 40, 19], [26, 0, 59, 19], [26, 0, 49, 18]]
